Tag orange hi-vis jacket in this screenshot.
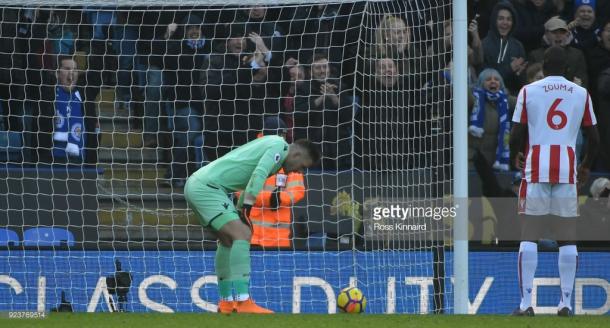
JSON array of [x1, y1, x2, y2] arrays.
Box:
[[249, 168, 305, 247]]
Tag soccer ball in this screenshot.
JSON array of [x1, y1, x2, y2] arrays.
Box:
[[337, 287, 366, 313]]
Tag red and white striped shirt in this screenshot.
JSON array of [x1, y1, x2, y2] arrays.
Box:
[[512, 76, 596, 184]]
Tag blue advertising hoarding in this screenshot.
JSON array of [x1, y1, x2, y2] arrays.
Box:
[[1, 251, 609, 314]]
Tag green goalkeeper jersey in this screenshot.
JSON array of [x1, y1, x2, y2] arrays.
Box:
[[190, 135, 289, 198]]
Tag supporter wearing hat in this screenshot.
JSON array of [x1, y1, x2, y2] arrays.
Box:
[[528, 16, 589, 87], [568, 0, 601, 50]]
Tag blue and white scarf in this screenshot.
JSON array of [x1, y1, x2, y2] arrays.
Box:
[[185, 38, 206, 50], [469, 87, 511, 171], [53, 86, 84, 160]]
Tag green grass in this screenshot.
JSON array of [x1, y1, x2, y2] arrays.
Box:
[[2, 313, 609, 328]]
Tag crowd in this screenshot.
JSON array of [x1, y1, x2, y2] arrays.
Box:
[[466, 0, 610, 174], [0, 1, 608, 189]]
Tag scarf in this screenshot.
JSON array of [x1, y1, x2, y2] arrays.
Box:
[[469, 87, 511, 171], [185, 38, 206, 50]]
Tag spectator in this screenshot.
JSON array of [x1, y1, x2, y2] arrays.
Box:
[[481, 1, 528, 94], [112, 10, 146, 112], [84, 7, 117, 87], [279, 57, 306, 143], [368, 15, 417, 70], [568, 0, 601, 51], [46, 10, 78, 57], [282, 3, 362, 70], [35, 57, 86, 163], [468, 16, 484, 73], [429, 19, 480, 87], [235, 7, 286, 69], [586, 20, 610, 87], [356, 57, 406, 170], [294, 53, 353, 169], [402, 0, 452, 44], [365, 14, 428, 104], [512, 0, 558, 53], [0, 9, 29, 134], [245, 116, 306, 248], [525, 62, 545, 83], [468, 0, 501, 40], [205, 27, 270, 158], [468, 68, 516, 172], [162, 14, 211, 188], [553, 0, 571, 18], [140, 11, 174, 149], [528, 16, 589, 87]]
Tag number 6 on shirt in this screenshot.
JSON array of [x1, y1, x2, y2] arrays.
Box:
[[547, 98, 567, 130]]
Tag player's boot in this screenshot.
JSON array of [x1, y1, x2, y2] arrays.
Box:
[[234, 299, 274, 314], [217, 300, 236, 314], [511, 307, 535, 316], [557, 307, 573, 317]]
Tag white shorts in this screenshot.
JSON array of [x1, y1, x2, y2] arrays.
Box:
[[518, 181, 578, 217]]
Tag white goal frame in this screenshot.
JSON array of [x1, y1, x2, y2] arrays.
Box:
[[0, 0, 469, 314]]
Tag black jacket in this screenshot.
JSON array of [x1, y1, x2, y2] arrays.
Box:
[[481, 1, 526, 93], [512, 0, 557, 53], [161, 14, 211, 110]]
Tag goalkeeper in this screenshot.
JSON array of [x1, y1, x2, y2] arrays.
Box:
[[184, 136, 319, 314]]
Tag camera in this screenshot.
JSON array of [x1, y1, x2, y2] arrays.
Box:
[[106, 259, 132, 312]]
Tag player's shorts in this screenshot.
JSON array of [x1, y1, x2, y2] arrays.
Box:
[[518, 181, 578, 217], [183, 175, 239, 231]]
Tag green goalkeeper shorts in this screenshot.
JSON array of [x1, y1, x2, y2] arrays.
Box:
[[184, 176, 239, 231]]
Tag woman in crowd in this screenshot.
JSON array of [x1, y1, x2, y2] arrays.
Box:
[[468, 68, 516, 172]]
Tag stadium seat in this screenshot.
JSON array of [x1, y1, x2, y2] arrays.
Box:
[[0, 130, 24, 162], [23, 227, 75, 247], [0, 228, 19, 246]]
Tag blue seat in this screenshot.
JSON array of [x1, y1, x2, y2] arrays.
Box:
[[0, 131, 24, 162], [23, 227, 75, 247], [0, 228, 19, 246]]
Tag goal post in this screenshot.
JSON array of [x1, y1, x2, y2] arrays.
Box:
[[0, 0, 466, 314], [452, 0, 468, 315]]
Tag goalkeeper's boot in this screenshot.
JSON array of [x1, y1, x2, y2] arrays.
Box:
[[511, 306, 535, 316], [217, 300, 236, 314], [234, 299, 274, 314], [557, 307, 573, 317]]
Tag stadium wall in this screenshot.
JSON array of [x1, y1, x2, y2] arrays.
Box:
[[1, 251, 609, 314]]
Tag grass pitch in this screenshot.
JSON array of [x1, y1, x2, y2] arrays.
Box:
[[2, 313, 609, 328]]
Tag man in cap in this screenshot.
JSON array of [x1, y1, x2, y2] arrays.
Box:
[[528, 16, 589, 87]]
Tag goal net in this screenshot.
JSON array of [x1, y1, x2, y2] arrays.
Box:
[[0, 0, 456, 314]]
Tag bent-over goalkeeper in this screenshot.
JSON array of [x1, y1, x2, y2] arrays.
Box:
[[184, 136, 319, 313]]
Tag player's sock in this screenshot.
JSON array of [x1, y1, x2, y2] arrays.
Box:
[[518, 241, 538, 310], [230, 239, 251, 301], [215, 243, 234, 301], [558, 245, 577, 310]]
